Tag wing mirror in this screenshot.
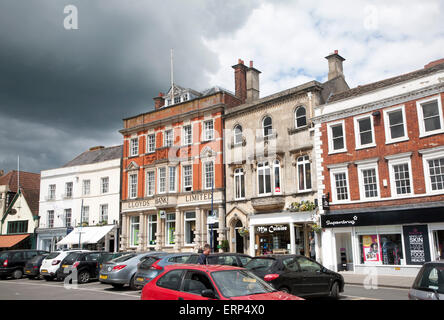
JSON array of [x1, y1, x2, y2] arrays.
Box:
[[201, 289, 217, 299]]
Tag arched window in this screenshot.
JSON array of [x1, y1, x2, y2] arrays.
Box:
[[295, 106, 307, 128], [297, 155, 312, 191], [263, 116, 273, 137], [234, 125, 243, 145], [234, 168, 245, 199]]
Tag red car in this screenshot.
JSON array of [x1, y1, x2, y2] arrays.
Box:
[[140, 264, 303, 300]]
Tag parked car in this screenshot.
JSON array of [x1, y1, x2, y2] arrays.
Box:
[[0, 249, 48, 279], [245, 254, 344, 299], [99, 251, 163, 290], [134, 252, 200, 288], [24, 254, 49, 279], [207, 253, 252, 267], [56, 251, 116, 283], [409, 261, 444, 300], [141, 264, 304, 300], [40, 249, 90, 281]]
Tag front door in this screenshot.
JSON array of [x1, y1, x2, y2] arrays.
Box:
[[235, 220, 244, 253]]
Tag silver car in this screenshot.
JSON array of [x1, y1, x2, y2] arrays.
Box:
[[409, 261, 444, 300], [99, 251, 163, 289]]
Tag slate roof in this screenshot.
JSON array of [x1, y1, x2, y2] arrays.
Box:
[[62, 145, 123, 168], [328, 61, 444, 103]]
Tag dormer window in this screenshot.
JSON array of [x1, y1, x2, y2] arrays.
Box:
[[174, 96, 181, 104], [182, 94, 188, 102]]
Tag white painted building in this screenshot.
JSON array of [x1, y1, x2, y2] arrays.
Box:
[[36, 145, 122, 252]]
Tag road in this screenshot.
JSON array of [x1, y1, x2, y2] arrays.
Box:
[[0, 278, 409, 300]]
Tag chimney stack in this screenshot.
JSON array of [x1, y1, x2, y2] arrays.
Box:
[[246, 60, 261, 102], [325, 50, 345, 81], [232, 59, 248, 104], [153, 92, 165, 110], [0, 170, 3, 177]]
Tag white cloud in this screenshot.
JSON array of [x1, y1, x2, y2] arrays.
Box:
[[203, 0, 444, 97]]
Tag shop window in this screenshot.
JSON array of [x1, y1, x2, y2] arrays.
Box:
[[359, 234, 403, 265], [184, 212, 196, 245], [166, 213, 176, 246], [297, 155, 312, 191], [130, 216, 140, 247], [148, 214, 157, 246]]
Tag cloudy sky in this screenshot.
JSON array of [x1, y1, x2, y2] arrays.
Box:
[[0, 0, 443, 174]]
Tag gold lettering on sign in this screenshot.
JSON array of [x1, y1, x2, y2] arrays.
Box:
[[185, 192, 213, 203]]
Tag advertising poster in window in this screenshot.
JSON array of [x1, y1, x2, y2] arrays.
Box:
[[363, 235, 380, 263], [403, 225, 431, 265]]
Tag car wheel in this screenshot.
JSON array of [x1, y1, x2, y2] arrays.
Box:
[[279, 287, 291, 294], [43, 276, 53, 281], [78, 271, 90, 284], [112, 283, 124, 289], [129, 275, 140, 290], [12, 269, 23, 279], [329, 281, 340, 299], [0, 276, 7, 280]]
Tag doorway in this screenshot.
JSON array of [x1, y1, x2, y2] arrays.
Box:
[[335, 233, 354, 271], [234, 220, 244, 254]]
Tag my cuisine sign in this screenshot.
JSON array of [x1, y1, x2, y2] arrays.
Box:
[[256, 225, 288, 234]]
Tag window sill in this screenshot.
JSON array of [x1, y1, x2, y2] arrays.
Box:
[[385, 137, 409, 145], [355, 144, 376, 151], [419, 129, 444, 138], [328, 149, 347, 155]]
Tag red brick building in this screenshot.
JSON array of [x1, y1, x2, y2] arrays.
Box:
[[313, 59, 444, 276], [119, 60, 254, 253]]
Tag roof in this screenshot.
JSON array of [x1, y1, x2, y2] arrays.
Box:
[[0, 234, 30, 248], [0, 171, 40, 193], [21, 189, 40, 216], [164, 264, 244, 272], [328, 61, 444, 103], [63, 145, 122, 168]]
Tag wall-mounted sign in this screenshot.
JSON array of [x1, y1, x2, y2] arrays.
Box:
[[256, 225, 288, 234], [185, 192, 213, 203], [322, 193, 330, 210], [403, 225, 431, 265], [159, 210, 166, 219], [126, 200, 152, 210]]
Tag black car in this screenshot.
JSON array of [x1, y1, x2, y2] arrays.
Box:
[[24, 254, 49, 279], [207, 253, 253, 267], [56, 251, 118, 284], [0, 249, 49, 279], [245, 254, 344, 299]]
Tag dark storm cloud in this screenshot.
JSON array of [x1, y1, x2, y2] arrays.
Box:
[[0, 0, 259, 173]]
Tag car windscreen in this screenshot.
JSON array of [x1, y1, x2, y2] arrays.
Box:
[[245, 258, 275, 271], [45, 252, 61, 260], [414, 265, 444, 294], [110, 253, 137, 263], [211, 270, 276, 298], [0, 252, 9, 260], [139, 257, 159, 269]]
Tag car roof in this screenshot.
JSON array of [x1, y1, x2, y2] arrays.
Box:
[[252, 254, 301, 259], [209, 253, 251, 257], [163, 264, 244, 272]]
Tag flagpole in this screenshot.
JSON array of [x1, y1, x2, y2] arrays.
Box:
[[79, 198, 83, 249], [171, 48, 174, 101], [17, 155, 19, 191]]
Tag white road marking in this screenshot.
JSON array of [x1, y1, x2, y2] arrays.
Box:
[[0, 280, 139, 299], [343, 295, 381, 300], [345, 284, 410, 291]]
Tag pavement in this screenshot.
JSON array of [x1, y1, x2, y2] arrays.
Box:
[[339, 271, 416, 289]]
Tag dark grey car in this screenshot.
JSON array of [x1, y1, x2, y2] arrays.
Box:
[[409, 261, 444, 300], [99, 251, 163, 289], [134, 252, 200, 288]]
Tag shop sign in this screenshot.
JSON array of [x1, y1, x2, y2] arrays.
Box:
[[323, 215, 358, 227], [185, 192, 213, 203], [155, 196, 168, 205], [403, 225, 431, 265], [256, 225, 288, 234], [125, 199, 152, 210], [159, 210, 166, 219]]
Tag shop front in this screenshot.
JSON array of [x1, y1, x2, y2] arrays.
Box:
[[248, 211, 317, 258], [320, 205, 444, 276], [120, 190, 226, 253], [36, 227, 69, 251]]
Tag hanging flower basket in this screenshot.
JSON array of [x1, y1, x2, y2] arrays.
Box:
[[238, 227, 249, 237], [311, 223, 322, 233]]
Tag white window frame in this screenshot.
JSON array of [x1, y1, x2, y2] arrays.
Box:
[[130, 137, 139, 157], [327, 120, 347, 154], [47, 210, 54, 228], [129, 216, 140, 247], [64, 209, 72, 228], [168, 166, 176, 193], [146, 170, 155, 196], [147, 134, 156, 153], [234, 168, 245, 200], [184, 211, 196, 245], [164, 129, 173, 147], [262, 116, 273, 137], [100, 204, 109, 223], [158, 167, 167, 194], [330, 166, 350, 204], [257, 161, 281, 196], [203, 161, 215, 190], [65, 182, 73, 198], [128, 173, 138, 199], [233, 125, 243, 145], [203, 120, 214, 141], [387, 156, 413, 198], [297, 155, 312, 192], [416, 95, 444, 138], [383, 105, 408, 144], [421, 148, 444, 194], [357, 161, 380, 200], [353, 113, 376, 150], [147, 214, 157, 246], [48, 184, 56, 200], [101, 177, 109, 194], [82, 180, 90, 196], [81, 206, 89, 224], [183, 164, 193, 192], [183, 124, 193, 146]]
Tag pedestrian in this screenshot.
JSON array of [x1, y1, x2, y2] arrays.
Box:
[[197, 243, 211, 265]]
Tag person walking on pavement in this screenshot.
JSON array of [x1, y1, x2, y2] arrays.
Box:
[[198, 243, 211, 265]]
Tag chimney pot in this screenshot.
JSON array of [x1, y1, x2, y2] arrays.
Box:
[[334, 50, 338, 54], [249, 61, 253, 68], [238, 58, 242, 64]]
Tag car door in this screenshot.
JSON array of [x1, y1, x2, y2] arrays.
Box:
[[179, 270, 218, 300], [278, 257, 305, 294], [153, 269, 185, 300], [295, 256, 331, 295]]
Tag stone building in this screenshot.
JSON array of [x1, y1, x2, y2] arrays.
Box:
[[224, 52, 349, 259]]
